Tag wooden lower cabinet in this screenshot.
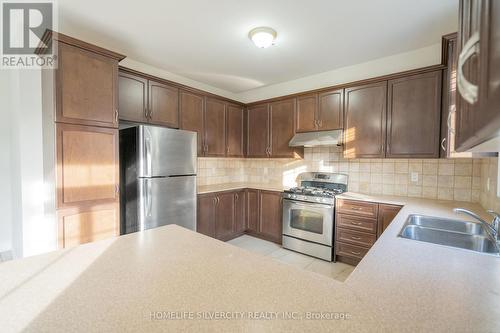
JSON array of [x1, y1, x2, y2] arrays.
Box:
[[258, 191, 283, 243], [56, 123, 120, 248], [377, 204, 402, 237], [246, 189, 260, 233], [58, 203, 119, 248], [215, 192, 236, 240], [197, 194, 216, 238], [335, 199, 401, 265], [234, 190, 246, 234], [197, 188, 282, 244], [197, 190, 245, 241]]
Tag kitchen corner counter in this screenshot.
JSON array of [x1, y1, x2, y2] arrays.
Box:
[[1, 197, 499, 332], [197, 182, 286, 194]]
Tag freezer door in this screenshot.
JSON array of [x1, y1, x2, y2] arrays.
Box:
[[138, 125, 197, 177], [137, 176, 196, 232]]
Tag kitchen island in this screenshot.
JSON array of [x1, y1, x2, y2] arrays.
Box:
[[1, 196, 499, 332]]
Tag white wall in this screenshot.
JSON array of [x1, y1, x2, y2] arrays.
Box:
[[0, 69, 57, 258], [0, 72, 14, 254]]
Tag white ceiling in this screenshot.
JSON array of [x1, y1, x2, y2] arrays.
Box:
[[58, 0, 458, 94]]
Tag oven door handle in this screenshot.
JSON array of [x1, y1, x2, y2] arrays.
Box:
[[283, 198, 333, 209]]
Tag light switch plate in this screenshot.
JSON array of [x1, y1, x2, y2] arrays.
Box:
[[411, 172, 419, 183]]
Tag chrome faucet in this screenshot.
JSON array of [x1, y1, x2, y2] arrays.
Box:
[[453, 208, 500, 242]]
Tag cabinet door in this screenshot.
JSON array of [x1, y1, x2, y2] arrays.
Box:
[[58, 203, 118, 248], [149, 80, 179, 128], [246, 189, 259, 232], [377, 204, 402, 237], [247, 104, 270, 157], [234, 190, 246, 234], [180, 90, 205, 156], [205, 98, 227, 157], [318, 89, 343, 130], [56, 123, 119, 208], [57, 42, 118, 128], [473, 0, 500, 148], [226, 104, 244, 157], [197, 194, 216, 238], [269, 98, 296, 157], [215, 192, 235, 240], [344, 82, 387, 158], [455, 0, 481, 151], [296, 94, 318, 133], [386, 71, 442, 158], [118, 71, 148, 123], [259, 191, 283, 243]]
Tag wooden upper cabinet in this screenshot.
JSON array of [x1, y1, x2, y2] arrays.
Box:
[[197, 194, 216, 238], [344, 82, 387, 158], [148, 80, 179, 128], [56, 123, 119, 208], [474, 0, 500, 149], [205, 98, 226, 157], [452, 0, 500, 151], [269, 98, 296, 157], [118, 71, 148, 123], [259, 191, 282, 243], [215, 192, 235, 240], [57, 42, 119, 128], [180, 90, 205, 155], [455, 0, 481, 151], [226, 104, 245, 157], [386, 71, 442, 158], [296, 94, 318, 132], [318, 89, 343, 130], [377, 204, 402, 237], [247, 104, 270, 157]]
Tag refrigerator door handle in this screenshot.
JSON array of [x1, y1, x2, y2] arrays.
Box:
[[145, 179, 152, 217], [145, 131, 153, 176]]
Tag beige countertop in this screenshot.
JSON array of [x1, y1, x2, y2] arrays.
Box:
[[1, 196, 499, 332], [197, 182, 286, 194]]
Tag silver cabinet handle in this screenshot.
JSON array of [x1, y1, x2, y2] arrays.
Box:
[[115, 109, 119, 123], [457, 32, 480, 104], [441, 137, 447, 152], [144, 107, 148, 120], [350, 251, 361, 255], [351, 236, 361, 240]]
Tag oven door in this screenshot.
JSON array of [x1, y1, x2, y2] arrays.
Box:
[[282, 199, 334, 246]]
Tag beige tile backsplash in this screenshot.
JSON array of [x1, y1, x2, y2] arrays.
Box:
[[198, 148, 500, 208], [479, 157, 500, 212]]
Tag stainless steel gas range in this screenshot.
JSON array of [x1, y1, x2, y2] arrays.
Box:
[[282, 172, 348, 262]]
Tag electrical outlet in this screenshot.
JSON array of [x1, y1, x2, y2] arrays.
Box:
[[411, 172, 419, 183]]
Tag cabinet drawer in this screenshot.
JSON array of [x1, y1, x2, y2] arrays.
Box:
[[337, 199, 378, 218], [336, 241, 369, 260], [336, 214, 377, 233], [336, 227, 376, 247]]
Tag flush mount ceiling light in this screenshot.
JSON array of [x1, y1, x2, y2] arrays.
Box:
[[248, 27, 277, 48]]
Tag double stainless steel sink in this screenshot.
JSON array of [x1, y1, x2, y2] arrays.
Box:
[[399, 215, 500, 255]]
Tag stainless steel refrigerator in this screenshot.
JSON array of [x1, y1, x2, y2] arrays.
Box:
[[119, 125, 197, 235]]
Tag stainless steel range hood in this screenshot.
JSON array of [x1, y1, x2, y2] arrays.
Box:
[[289, 130, 343, 147]]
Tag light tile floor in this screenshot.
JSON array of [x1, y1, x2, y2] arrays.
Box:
[[227, 235, 355, 282]]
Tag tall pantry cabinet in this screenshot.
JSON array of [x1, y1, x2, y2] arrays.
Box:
[[42, 32, 126, 248]]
